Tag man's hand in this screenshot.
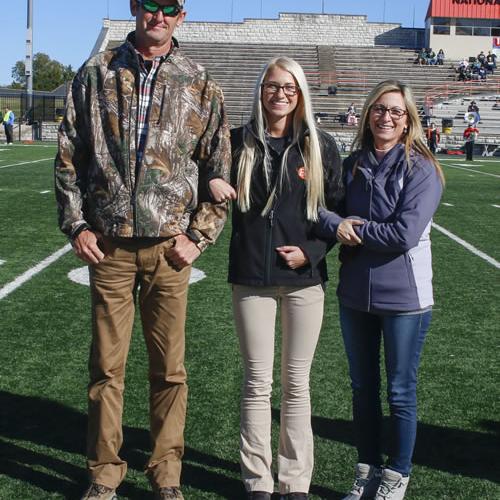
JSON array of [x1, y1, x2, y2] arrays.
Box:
[[165, 234, 201, 270], [276, 246, 309, 270], [72, 230, 105, 264]]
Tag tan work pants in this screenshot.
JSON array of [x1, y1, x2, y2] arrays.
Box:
[[87, 238, 190, 489], [232, 284, 324, 494]]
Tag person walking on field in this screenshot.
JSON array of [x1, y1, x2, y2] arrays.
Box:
[[426, 122, 440, 155], [54, 1, 231, 499], [2, 107, 14, 144], [463, 124, 479, 161]]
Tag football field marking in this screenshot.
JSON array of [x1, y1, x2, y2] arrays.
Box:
[[492, 205, 500, 209], [442, 202, 454, 206], [0, 260, 5, 266], [0, 244, 207, 301], [0, 158, 53, 170], [432, 222, 500, 269], [446, 164, 500, 178], [0, 244, 72, 300]]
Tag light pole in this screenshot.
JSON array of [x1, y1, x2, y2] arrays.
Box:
[[231, 0, 234, 22], [322, 0, 325, 14], [26, 0, 33, 113], [383, 0, 386, 22], [260, 0, 263, 18]]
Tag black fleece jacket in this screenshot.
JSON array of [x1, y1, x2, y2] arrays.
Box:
[[228, 124, 343, 287]]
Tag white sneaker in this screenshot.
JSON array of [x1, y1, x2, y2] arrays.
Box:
[[342, 463, 382, 499], [374, 469, 409, 500]]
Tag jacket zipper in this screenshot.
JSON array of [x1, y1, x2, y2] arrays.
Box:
[[366, 174, 373, 312], [264, 209, 275, 286]]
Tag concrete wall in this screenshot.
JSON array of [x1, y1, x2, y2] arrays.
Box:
[[93, 12, 424, 55]]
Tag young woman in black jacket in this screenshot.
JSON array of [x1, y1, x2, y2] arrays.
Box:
[[210, 56, 343, 499]]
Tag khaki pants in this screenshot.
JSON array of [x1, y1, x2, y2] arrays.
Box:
[[232, 284, 324, 494], [87, 238, 191, 489]]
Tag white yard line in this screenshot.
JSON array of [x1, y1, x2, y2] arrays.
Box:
[[446, 164, 500, 178], [0, 158, 53, 170], [0, 244, 72, 300], [432, 223, 500, 269]]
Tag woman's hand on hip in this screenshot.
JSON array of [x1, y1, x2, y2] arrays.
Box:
[[276, 246, 309, 269]]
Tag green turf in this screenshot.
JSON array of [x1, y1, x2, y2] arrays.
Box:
[[0, 146, 498, 499]]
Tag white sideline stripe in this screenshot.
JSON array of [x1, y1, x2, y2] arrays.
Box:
[[0, 244, 72, 300], [0, 158, 53, 170], [432, 223, 500, 269], [447, 164, 500, 178]]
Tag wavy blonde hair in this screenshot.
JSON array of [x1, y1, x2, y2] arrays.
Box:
[[352, 80, 444, 184], [236, 57, 324, 221]]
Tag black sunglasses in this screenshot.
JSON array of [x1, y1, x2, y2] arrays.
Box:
[[137, 0, 182, 17]]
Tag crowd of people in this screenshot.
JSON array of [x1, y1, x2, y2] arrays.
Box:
[[456, 50, 497, 82], [52, 2, 447, 500]]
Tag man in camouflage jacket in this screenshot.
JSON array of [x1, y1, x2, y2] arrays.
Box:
[[54, 2, 230, 499]]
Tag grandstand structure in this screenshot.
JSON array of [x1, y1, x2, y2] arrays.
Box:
[[93, 12, 500, 153]]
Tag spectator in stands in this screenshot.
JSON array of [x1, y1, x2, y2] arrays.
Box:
[[426, 122, 440, 154], [347, 102, 358, 126], [209, 56, 343, 500], [477, 50, 486, 66], [463, 124, 479, 161], [2, 106, 14, 145], [416, 48, 426, 66], [437, 49, 445, 65], [316, 80, 444, 500], [55, 2, 231, 499], [486, 51, 497, 73], [426, 48, 436, 65], [467, 100, 480, 114]]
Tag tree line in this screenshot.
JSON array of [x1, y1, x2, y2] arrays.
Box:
[[8, 53, 75, 91]]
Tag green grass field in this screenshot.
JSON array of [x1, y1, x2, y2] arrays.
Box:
[[0, 144, 498, 499]]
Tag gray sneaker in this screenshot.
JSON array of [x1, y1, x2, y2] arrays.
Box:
[[342, 463, 382, 500], [81, 483, 118, 500], [374, 469, 409, 500]]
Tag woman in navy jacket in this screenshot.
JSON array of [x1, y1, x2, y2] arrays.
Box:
[[317, 80, 444, 500], [210, 57, 342, 499]]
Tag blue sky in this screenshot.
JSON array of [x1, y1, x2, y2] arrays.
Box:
[[0, 0, 429, 86]]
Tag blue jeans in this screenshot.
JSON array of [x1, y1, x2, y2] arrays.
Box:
[[339, 304, 432, 475]]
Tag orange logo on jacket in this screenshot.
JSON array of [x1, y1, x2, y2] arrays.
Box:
[[297, 166, 306, 180]]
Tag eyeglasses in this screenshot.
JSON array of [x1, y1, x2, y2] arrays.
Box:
[[261, 82, 300, 96], [137, 0, 182, 17], [371, 104, 407, 120]]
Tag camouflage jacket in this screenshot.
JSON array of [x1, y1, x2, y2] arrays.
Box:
[[54, 34, 231, 251]]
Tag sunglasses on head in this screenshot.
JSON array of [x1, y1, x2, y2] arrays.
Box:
[[137, 0, 182, 17]]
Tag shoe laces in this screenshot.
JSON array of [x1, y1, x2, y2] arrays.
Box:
[[376, 479, 401, 499]]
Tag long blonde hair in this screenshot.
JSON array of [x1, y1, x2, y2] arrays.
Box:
[[352, 80, 445, 184], [236, 57, 325, 221]]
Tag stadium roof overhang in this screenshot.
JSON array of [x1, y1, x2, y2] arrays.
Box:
[[426, 0, 500, 21]]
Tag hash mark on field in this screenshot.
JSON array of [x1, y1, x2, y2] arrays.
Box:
[[492, 205, 500, 208], [442, 202, 454, 207], [40, 190, 51, 194], [446, 164, 500, 178], [0, 244, 72, 300], [0, 260, 5, 266], [0, 158, 53, 170], [432, 223, 500, 269]]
